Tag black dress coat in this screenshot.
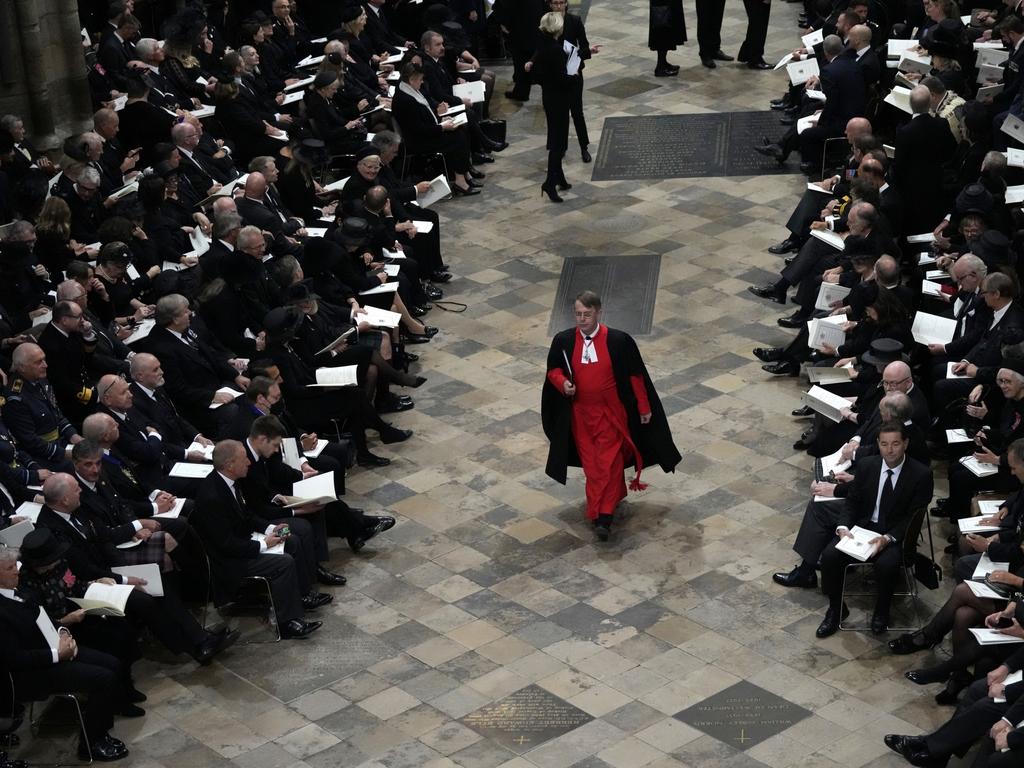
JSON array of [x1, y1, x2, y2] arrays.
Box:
[[534, 32, 571, 154], [649, 0, 687, 51], [542, 327, 681, 484]]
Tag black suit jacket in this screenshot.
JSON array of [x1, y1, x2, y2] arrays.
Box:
[[239, 441, 303, 511], [362, 3, 405, 52], [0, 594, 63, 671], [838, 455, 933, 541], [191, 471, 266, 601], [236, 195, 285, 238], [36, 506, 121, 583], [854, 47, 880, 86], [76, 472, 150, 535], [129, 382, 202, 448], [137, 325, 238, 421], [944, 290, 992, 360], [893, 114, 956, 231], [392, 87, 447, 154], [97, 34, 134, 87], [37, 323, 96, 423], [819, 51, 867, 131], [967, 302, 1024, 368]]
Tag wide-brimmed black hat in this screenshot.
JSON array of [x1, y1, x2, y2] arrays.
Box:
[[862, 338, 907, 366], [338, 5, 363, 23], [293, 138, 329, 167], [263, 306, 303, 346], [313, 70, 337, 90], [334, 217, 370, 247], [354, 144, 380, 163], [285, 280, 320, 305], [972, 230, 1011, 265], [19, 528, 70, 567], [955, 182, 994, 218]]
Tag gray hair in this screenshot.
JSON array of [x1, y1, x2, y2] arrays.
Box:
[[236, 225, 263, 252], [212, 212, 243, 239], [78, 167, 101, 187], [154, 294, 189, 326], [135, 37, 160, 59], [957, 253, 988, 278], [213, 439, 243, 470], [823, 34, 844, 57], [371, 131, 401, 153]]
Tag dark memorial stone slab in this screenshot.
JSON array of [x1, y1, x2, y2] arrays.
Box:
[[674, 681, 812, 750], [589, 77, 662, 99], [461, 685, 593, 754], [591, 113, 801, 181], [548, 254, 661, 336]]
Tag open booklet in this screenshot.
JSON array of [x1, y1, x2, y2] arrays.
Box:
[[452, 81, 486, 103], [801, 385, 854, 423], [911, 311, 956, 346], [814, 283, 850, 311], [315, 327, 356, 356], [835, 526, 881, 562], [111, 563, 164, 596], [281, 471, 337, 508], [958, 514, 1003, 533], [14, 501, 42, 523], [309, 366, 359, 387], [70, 582, 135, 616], [806, 315, 846, 352], [973, 553, 1010, 580], [360, 305, 402, 328], [169, 462, 214, 479], [959, 455, 999, 477], [0, 520, 34, 547], [209, 386, 243, 409], [968, 627, 1024, 645], [418, 174, 452, 208]]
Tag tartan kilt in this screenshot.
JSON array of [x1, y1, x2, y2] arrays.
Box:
[[109, 531, 166, 566]]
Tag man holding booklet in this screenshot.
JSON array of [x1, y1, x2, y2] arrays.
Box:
[[813, 421, 933, 637]]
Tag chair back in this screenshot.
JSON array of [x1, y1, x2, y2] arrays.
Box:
[[900, 506, 928, 562]]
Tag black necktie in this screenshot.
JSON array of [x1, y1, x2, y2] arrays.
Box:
[[69, 515, 89, 538], [878, 468, 895, 524], [233, 485, 246, 512]]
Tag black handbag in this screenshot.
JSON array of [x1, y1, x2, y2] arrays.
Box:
[[480, 119, 506, 144], [913, 505, 942, 589]]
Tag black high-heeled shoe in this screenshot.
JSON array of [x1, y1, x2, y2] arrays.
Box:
[[557, 179, 573, 190], [935, 672, 972, 705], [541, 184, 563, 203]]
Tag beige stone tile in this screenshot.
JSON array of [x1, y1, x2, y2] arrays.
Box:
[[357, 686, 422, 720], [596, 735, 667, 767], [274, 724, 341, 759]]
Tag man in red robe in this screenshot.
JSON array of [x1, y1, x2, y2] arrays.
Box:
[[542, 291, 680, 541]]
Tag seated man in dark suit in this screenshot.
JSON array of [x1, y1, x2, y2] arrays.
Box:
[[137, 293, 248, 432], [95, 375, 206, 496], [35, 473, 237, 663], [814, 421, 934, 637], [128, 352, 216, 449], [0, 547, 129, 762], [38, 300, 100, 425], [190, 440, 324, 639], [934, 272, 1024, 411]]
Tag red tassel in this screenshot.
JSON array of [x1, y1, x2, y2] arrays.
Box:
[[629, 475, 648, 492]]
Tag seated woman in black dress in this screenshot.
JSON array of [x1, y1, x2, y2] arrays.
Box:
[[391, 63, 477, 196], [303, 71, 368, 155]]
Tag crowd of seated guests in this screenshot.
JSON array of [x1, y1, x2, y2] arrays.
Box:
[[746, 1, 1024, 764], [0, 0, 515, 762]]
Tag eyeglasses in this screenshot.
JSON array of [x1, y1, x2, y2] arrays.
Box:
[[882, 376, 910, 388]]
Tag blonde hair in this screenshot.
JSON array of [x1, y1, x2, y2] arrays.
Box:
[[36, 196, 71, 239], [540, 11, 564, 36]]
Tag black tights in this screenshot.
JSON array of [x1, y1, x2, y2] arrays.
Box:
[[916, 582, 996, 678], [656, 49, 670, 67]]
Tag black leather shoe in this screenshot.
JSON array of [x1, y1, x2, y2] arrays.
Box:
[[870, 611, 889, 635], [467, 178, 484, 189], [79, 734, 129, 761], [468, 167, 486, 180], [772, 567, 817, 588], [357, 451, 391, 467], [405, 331, 432, 344], [316, 565, 347, 586], [127, 687, 147, 703], [472, 152, 495, 164], [594, 522, 610, 541], [889, 631, 932, 655], [793, 434, 815, 450], [504, 90, 529, 101], [815, 603, 849, 638], [762, 360, 799, 376], [905, 667, 948, 685], [117, 704, 145, 718], [194, 628, 239, 665], [430, 270, 452, 283], [419, 325, 438, 338], [753, 142, 783, 161], [281, 619, 322, 639], [653, 65, 679, 77], [712, 49, 734, 61], [402, 351, 419, 363], [488, 140, 509, 153], [770, 99, 790, 110], [777, 313, 807, 329], [884, 735, 926, 756], [799, 161, 816, 175], [423, 284, 443, 300], [349, 516, 396, 552], [581, 147, 592, 163], [411, 305, 430, 318], [747, 284, 786, 303], [791, 405, 813, 417], [701, 57, 716, 68], [748, 59, 771, 69], [451, 184, 481, 197], [753, 347, 784, 363], [302, 592, 333, 610], [779, 114, 796, 126], [377, 397, 414, 414], [768, 237, 801, 254], [380, 426, 413, 444]]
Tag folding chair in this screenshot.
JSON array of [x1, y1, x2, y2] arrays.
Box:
[[24, 680, 93, 766], [839, 506, 929, 632]]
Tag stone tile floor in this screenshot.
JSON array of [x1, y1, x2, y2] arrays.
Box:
[[16, 1, 970, 766]]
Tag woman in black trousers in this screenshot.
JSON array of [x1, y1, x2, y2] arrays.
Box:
[[535, 13, 572, 203]]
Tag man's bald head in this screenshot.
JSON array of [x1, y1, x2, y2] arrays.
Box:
[[244, 172, 267, 198], [848, 24, 872, 48], [883, 361, 912, 392], [845, 117, 872, 142], [910, 85, 932, 115], [82, 412, 117, 444]]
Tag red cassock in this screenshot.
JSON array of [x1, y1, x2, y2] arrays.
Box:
[[546, 325, 650, 520]]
